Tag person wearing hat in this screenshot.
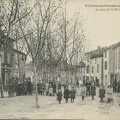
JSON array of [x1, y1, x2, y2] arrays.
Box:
[[91, 82, 96, 100], [57, 89, 62, 104], [64, 86, 69, 103], [69, 86, 76, 103]]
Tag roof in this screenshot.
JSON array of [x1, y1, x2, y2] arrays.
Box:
[[90, 48, 105, 59], [85, 47, 107, 59], [103, 41, 120, 51], [13, 49, 27, 60], [79, 61, 86, 67], [0, 33, 15, 46], [85, 41, 120, 58], [110, 41, 120, 49]]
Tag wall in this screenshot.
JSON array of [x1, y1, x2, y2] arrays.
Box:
[[90, 57, 103, 85], [115, 46, 120, 82]]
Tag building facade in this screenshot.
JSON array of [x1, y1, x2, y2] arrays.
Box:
[[84, 42, 120, 87], [114, 43, 120, 82]]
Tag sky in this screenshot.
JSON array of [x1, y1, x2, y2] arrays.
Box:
[[68, 0, 120, 50]]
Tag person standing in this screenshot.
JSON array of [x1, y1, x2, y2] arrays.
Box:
[[106, 85, 113, 103], [64, 86, 69, 103], [41, 82, 45, 95], [99, 86, 105, 103], [17, 81, 23, 96], [27, 80, 32, 95], [76, 79, 79, 88], [52, 82, 56, 96], [113, 79, 117, 93], [49, 86, 53, 96], [69, 87, 76, 103], [85, 80, 91, 96], [117, 80, 120, 106], [57, 89, 62, 104], [81, 84, 86, 101], [45, 82, 49, 95], [58, 81, 61, 90], [23, 80, 27, 95], [91, 83, 96, 100]]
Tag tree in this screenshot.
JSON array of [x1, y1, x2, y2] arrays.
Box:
[[0, 0, 35, 97], [18, 0, 61, 108]]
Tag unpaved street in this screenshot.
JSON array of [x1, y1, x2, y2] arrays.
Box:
[[0, 89, 120, 120]]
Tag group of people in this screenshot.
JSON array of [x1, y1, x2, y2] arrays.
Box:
[[56, 79, 120, 106], [16, 80, 32, 96], [99, 80, 120, 105], [57, 86, 76, 104], [8, 77, 32, 97], [8, 76, 120, 106], [37, 80, 62, 96]]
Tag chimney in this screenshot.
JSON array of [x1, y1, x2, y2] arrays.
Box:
[[97, 46, 101, 50]]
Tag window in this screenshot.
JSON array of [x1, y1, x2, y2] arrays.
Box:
[[97, 64, 99, 73], [87, 65, 90, 74], [119, 47, 120, 69], [105, 75, 107, 86], [92, 66, 94, 73], [95, 59, 97, 64], [115, 49, 117, 69], [105, 51, 107, 58], [105, 61, 107, 70]]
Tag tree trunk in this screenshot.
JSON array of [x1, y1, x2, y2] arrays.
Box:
[[33, 62, 40, 108], [0, 51, 4, 98]]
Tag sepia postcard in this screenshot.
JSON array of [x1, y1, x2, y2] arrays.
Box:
[[0, 0, 120, 119]]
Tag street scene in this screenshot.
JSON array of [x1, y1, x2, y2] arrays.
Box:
[[0, 86, 120, 120], [0, 0, 120, 119]]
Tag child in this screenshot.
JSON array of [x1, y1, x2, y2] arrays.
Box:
[[107, 85, 113, 103], [99, 85, 105, 103], [57, 89, 62, 104], [81, 84, 86, 100], [49, 86, 53, 96]]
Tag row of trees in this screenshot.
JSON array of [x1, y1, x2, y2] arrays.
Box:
[[0, 0, 89, 107]]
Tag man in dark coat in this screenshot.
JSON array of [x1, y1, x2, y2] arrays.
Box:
[[52, 82, 56, 96], [85, 80, 91, 96], [57, 89, 62, 104], [37, 82, 42, 95], [117, 81, 120, 106], [113, 79, 117, 93], [69, 87, 76, 103], [64, 86, 69, 103], [17, 81, 23, 96], [99, 86, 105, 102], [27, 80, 32, 95], [41, 82, 45, 95], [91, 83, 96, 100], [22, 80, 27, 95]]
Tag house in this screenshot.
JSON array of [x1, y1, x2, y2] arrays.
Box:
[[90, 47, 105, 86], [84, 41, 120, 87], [85, 46, 106, 86], [79, 61, 86, 84], [84, 52, 91, 82], [103, 44, 116, 87], [113, 42, 120, 82], [0, 34, 26, 89]]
